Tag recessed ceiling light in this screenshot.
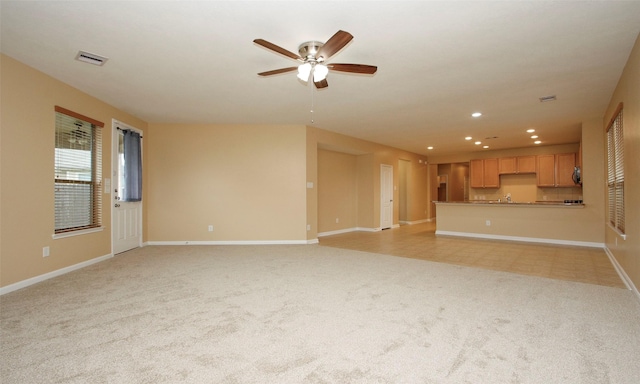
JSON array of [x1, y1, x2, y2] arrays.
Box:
[[471, 112, 482, 118], [534, 140, 542, 144], [427, 146, 434, 150], [465, 136, 472, 140], [475, 141, 481, 145], [483, 145, 489, 149], [531, 135, 538, 139], [526, 129, 535, 133]]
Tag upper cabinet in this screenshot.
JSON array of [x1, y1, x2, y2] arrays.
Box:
[[556, 153, 577, 187], [470, 158, 499, 188], [471, 152, 580, 189], [498, 155, 536, 174], [536, 153, 577, 187], [536, 155, 556, 186]]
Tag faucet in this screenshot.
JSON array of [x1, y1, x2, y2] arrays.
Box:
[[505, 193, 512, 203]]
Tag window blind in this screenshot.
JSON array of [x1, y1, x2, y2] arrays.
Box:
[[54, 106, 103, 234], [606, 104, 624, 234]]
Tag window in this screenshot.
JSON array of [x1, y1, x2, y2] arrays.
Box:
[[54, 106, 103, 234], [606, 103, 624, 235]]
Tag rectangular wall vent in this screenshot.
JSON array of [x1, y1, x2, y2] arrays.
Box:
[[75, 51, 108, 66], [539, 95, 557, 102]]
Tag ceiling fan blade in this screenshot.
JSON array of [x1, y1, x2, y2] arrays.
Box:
[[316, 30, 353, 61], [253, 39, 302, 61], [328, 64, 378, 74], [314, 79, 329, 89], [257, 67, 298, 76]]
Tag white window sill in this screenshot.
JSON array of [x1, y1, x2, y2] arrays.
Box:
[[53, 226, 104, 239], [607, 223, 627, 241]]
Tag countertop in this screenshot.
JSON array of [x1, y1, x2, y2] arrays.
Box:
[[434, 200, 585, 207]]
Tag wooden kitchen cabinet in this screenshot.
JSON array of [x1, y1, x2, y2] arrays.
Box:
[[556, 153, 577, 187], [498, 157, 516, 174], [536, 153, 577, 187], [499, 156, 536, 174], [517, 155, 536, 173], [470, 158, 499, 188], [536, 155, 556, 186], [470, 159, 484, 188]]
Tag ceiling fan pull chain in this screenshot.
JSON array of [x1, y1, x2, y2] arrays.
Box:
[[310, 79, 315, 124]]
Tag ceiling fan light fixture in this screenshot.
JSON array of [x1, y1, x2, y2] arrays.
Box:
[[313, 64, 329, 82], [297, 63, 312, 82]]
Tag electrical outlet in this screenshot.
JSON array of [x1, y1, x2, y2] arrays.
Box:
[[208, 225, 213, 232], [336, 218, 339, 223], [43, 246, 50, 257], [307, 224, 311, 231], [485, 220, 491, 226]]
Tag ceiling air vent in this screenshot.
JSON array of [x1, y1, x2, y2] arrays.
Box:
[[539, 95, 557, 102], [75, 51, 108, 66]]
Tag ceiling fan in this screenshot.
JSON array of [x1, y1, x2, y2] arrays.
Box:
[[253, 30, 377, 89]]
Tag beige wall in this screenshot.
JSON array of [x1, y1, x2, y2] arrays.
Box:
[[317, 149, 358, 232], [407, 159, 431, 222], [0, 54, 147, 287], [145, 123, 307, 242], [604, 33, 640, 290], [427, 164, 439, 220]]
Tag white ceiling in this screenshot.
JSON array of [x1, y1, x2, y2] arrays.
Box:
[[2, 1, 640, 156]]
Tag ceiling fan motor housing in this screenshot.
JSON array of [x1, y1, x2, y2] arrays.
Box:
[[298, 41, 324, 62]]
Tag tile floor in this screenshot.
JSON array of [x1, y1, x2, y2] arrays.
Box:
[[318, 222, 626, 288]]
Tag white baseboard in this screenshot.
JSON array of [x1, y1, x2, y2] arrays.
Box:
[[317, 227, 359, 237], [0, 253, 113, 296], [399, 218, 433, 225], [145, 240, 311, 246], [604, 246, 640, 300], [318, 226, 387, 237], [435, 230, 604, 249]]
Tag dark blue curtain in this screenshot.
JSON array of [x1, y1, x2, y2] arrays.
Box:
[[123, 130, 142, 201]]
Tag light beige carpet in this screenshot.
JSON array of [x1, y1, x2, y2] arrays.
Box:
[[1, 245, 639, 383]]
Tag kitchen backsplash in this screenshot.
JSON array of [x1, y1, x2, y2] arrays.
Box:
[[469, 174, 583, 202]]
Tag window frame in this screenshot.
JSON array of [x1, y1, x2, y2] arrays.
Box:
[[606, 102, 625, 238], [53, 106, 104, 237]]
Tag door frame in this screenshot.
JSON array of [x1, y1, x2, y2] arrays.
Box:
[[111, 119, 143, 254]]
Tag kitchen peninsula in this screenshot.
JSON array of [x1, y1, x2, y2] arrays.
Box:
[[430, 139, 606, 248], [434, 200, 600, 247]]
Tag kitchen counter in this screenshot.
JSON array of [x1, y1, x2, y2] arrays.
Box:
[[436, 200, 584, 207], [434, 200, 600, 247]]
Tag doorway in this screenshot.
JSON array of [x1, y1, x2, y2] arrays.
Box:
[[437, 175, 448, 201]]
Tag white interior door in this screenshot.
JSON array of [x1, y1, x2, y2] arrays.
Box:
[[112, 120, 142, 254], [380, 164, 393, 229]]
